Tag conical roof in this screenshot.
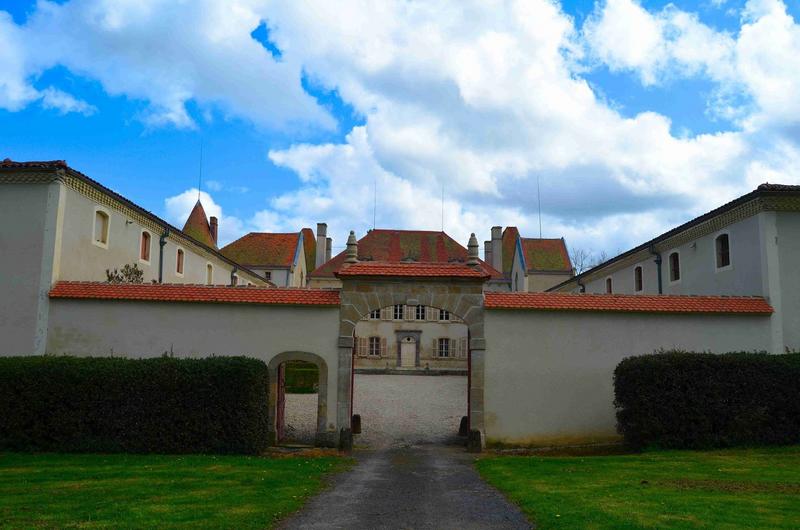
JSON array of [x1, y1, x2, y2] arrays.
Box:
[[182, 200, 216, 248]]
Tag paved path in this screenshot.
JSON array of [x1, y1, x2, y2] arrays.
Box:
[[278, 445, 532, 529]]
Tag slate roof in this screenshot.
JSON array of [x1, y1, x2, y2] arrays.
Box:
[[50, 282, 339, 306], [310, 229, 502, 279], [484, 292, 773, 314], [336, 261, 491, 279], [182, 201, 216, 248], [220, 232, 301, 268]]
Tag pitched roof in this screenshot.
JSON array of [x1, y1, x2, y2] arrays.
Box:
[[484, 292, 773, 315], [336, 261, 491, 279], [550, 183, 800, 291], [1, 160, 264, 283], [521, 238, 572, 272], [50, 282, 339, 306], [220, 232, 300, 268], [310, 229, 502, 279], [182, 201, 216, 248], [301, 228, 316, 273], [501, 227, 520, 277]]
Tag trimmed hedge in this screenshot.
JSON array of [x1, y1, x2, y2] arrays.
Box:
[[615, 351, 800, 450], [284, 361, 319, 394], [0, 356, 269, 454]]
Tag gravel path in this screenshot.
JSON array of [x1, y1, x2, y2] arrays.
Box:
[[284, 393, 318, 444], [278, 445, 532, 529], [353, 374, 468, 449]]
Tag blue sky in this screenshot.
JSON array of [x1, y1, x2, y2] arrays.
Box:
[[1, 0, 799, 258]]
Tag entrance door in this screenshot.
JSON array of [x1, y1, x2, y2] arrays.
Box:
[[400, 336, 416, 368]]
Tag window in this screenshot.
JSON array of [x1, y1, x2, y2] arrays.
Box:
[[369, 309, 381, 320], [605, 277, 613, 294], [93, 209, 109, 247], [206, 264, 213, 285], [716, 234, 730, 269], [669, 252, 680, 282], [439, 309, 450, 321], [176, 249, 184, 275], [368, 337, 381, 357], [139, 231, 151, 262], [415, 304, 425, 320], [263, 271, 272, 281], [232, 274, 239, 286], [393, 304, 404, 320], [634, 266, 643, 292], [437, 338, 450, 358]]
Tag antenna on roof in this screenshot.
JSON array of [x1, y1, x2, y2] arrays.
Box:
[[441, 182, 445, 232], [537, 175, 542, 238], [197, 137, 204, 202], [373, 174, 377, 230]]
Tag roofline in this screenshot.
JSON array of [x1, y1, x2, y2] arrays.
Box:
[[0, 162, 265, 283], [548, 185, 800, 291]]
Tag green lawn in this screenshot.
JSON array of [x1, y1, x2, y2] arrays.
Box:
[[0, 452, 349, 529], [476, 446, 800, 529]]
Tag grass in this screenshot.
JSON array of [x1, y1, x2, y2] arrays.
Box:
[[476, 446, 800, 529], [0, 452, 349, 529]]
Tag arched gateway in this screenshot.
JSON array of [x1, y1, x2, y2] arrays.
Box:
[[334, 232, 489, 450]]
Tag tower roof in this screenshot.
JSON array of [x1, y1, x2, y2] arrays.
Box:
[[182, 200, 215, 248]]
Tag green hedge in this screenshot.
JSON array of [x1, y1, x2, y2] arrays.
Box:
[[284, 361, 319, 394], [0, 356, 269, 454], [614, 351, 800, 450]]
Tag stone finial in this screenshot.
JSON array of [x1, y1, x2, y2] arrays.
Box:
[[467, 233, 480, 267], [345, 230, 359, 264]]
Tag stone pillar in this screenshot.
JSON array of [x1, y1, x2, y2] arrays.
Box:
[[345, 231, 358, 264], [467, 233, 479, 267]]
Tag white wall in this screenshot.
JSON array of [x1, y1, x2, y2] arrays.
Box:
[[46, 299, 342, 433], [483, 309, 773, 446], [776, 211, 800, 351]]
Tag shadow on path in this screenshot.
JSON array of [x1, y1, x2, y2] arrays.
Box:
[[278, 445, 532, 530]]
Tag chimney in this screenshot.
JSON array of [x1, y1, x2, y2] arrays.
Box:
[[484, 241, 493, 267], [491, 226, 502, 272], [316, 223, 327, 267], [209, 216, 218, 245], [467, 233, 480, 267], [344, 231, 359, 264], [326, 237, 332, 262]]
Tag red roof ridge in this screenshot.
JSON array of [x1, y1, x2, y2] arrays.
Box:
[[336, 260, 491, 279]]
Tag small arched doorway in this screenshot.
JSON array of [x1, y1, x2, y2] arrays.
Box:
[[268, 352, 329, 446]]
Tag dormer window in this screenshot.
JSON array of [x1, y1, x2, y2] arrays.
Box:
[[139, 231, 151, 263], [93, 208, 109, 248], [715, 234, 730, 269]]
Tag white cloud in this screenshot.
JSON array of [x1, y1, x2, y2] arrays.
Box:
[[164, 189, 244, 247], [40, 87, 97, 115]]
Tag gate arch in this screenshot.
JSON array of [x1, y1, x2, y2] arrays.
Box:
[[268, 351, 330, 446]]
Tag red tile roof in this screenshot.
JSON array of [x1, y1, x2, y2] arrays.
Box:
[[484, 292, 774, 314], [181, 201, 216, 248], [336, 261, 491, 279], [49, 282, 340, 306], [501, 227, 520, 277], [521, 238, 572, 272], [220, 232, 300, 268], [301, 228, 316, 273], [1, 158, 67, 169], [311, 229, 502, 279]]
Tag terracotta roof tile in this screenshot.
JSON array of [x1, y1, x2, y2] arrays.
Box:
[[181, 201, 216, 248], [301, 228, 316, 273], [336, 261, 491, 279], [484, 292, 773, 314], [501, 227, 520, 276], [1, 158, 67, 169], [50, 282, 339, 306], [311, 229, 502, 279], [220, 232, 300, 268]]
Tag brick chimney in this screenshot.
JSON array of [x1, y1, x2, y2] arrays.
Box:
[[484, 241, 493, 267], [491, 226, 502, 272], [326, 237, 332, 262], [209, 216, 218, 245], [316, 223, 327, 268]]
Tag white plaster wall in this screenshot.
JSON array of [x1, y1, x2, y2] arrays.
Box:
[[528, 272, 572, 292], [45, 299, 342, 432], [776, 212, 800, 351], [582, 214, 765, 296], [0, 183, 58, 355], [483, 309, 773, 446]]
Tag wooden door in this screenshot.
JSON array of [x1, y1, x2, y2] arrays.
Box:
[[400, 337, 416, 367]]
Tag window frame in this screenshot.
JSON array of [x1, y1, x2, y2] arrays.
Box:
[[714, 232, 732, 272], [368, 336, 381, 357], [415, 304, 425, 320], [263, 270, 272, 281], [206, 263, 214, 285], [92, 207, 110, 249], [139, 230, 152, 264], [175, 247, 185, 276], [634, 265, 643, 293], [668, 251, 681, 284], [437, 338, 450, 358], [439, 309, 450, 321], [605, 277, 613, 294], [369, 309, 381, 320], [393, 304, 404, 320]]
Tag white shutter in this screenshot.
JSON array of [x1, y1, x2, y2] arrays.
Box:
[[461, 338, 468, 358], [426, 306, 435, 321], [432, 339, 438, 358], [381, 307, 391, 320], [358, 337, 368, 357], [405, 305, 413, 321], [380, 337, 387, 357]]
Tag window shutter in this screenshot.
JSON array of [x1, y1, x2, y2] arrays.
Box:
[[426, 306, 434, 321], [404, 305, 413, 321], [381, 307, 390, 320], [380, 337, 387, 357], [462, 338, 468, 358], [359, 337, 368, 357], [432, 339, 438, 358]]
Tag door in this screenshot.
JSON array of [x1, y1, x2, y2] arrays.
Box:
[[276, 363, 286, 442], [400, 336, 416, 368]]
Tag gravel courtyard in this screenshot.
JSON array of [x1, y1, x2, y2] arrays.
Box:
[[283, 374, 468, 447]]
